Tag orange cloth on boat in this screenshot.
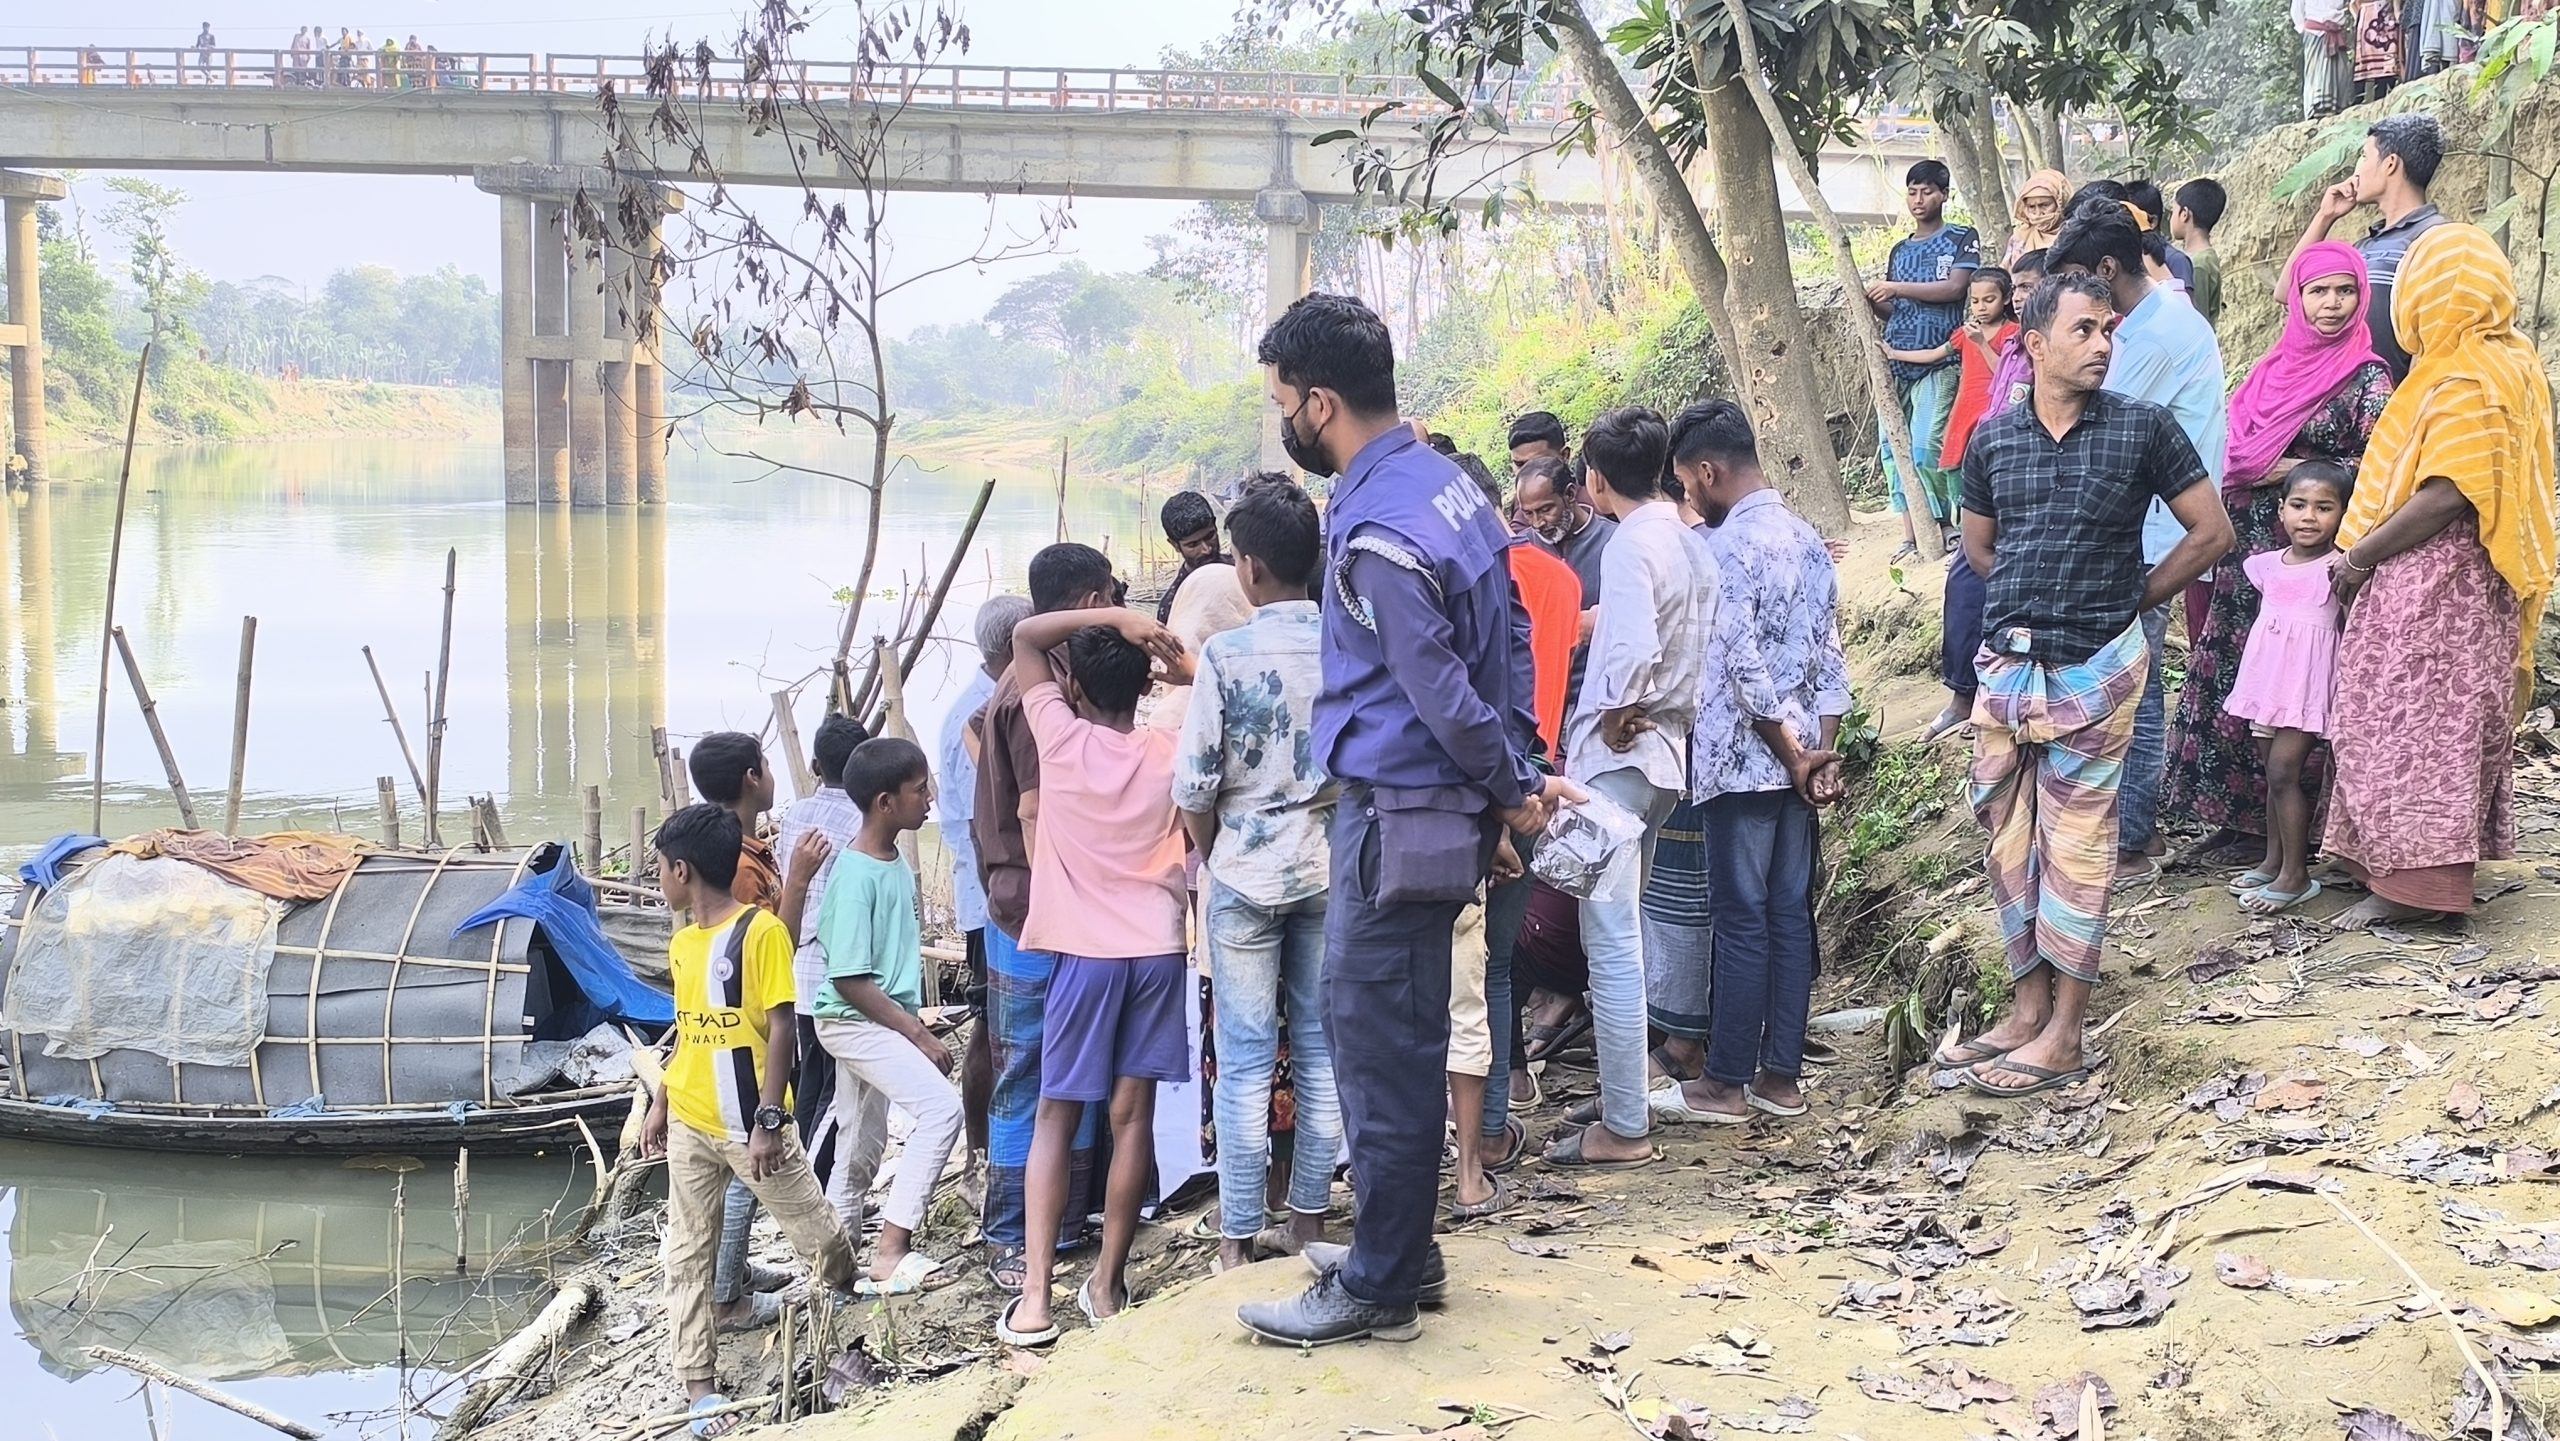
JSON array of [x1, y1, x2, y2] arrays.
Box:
[[108, 829, 372, 902]]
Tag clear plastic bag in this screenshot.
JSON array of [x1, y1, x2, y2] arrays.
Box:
[[1529, 792, 1647, 901]]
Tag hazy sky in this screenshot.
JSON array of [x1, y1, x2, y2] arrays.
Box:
[[28, 1, 1233, 332]]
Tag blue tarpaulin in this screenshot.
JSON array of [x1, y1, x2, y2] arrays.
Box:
[[19, 834, 105, 890], [454, 848, 674, 1028]]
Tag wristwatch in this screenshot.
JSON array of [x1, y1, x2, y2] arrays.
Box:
[[753, 1104, 788, 1133]]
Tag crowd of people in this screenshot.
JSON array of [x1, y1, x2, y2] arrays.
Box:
[[283, 26, 462, 88], [616, 108, 2554, 1437]]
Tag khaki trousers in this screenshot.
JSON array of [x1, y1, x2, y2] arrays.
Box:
[[664, 1121, 855, 1384]]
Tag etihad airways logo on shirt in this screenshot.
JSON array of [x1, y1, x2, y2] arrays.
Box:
[[1430, 472, 1487, 531]]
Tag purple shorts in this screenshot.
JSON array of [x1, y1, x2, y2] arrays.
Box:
[[1038, 952, 1192, 1102]]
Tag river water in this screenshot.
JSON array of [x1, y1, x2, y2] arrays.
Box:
[[0, 432, 1165, 1436]]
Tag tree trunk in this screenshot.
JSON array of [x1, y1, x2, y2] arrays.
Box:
[[2036, 101, 2068, 178], [1717, 0, 1941, 551], [1697, 77, 1850, 532], [1939, 97, 2010, 260], [1965, 104, 2014, 224], [1552, 1, 1849, 529]]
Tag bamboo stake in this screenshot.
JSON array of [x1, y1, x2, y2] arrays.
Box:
[[225, 616, 256, 835], [650, 726, 677, 810], [852, 476, 997, 725], [454, 1148, 471, 1273], [629, 806, 649, 882], [668, 747, 691, 806], [88, 343, 151, 836], [362, 646, 430, 807], [1054, 436, 1068, 543], [770, 688, 816, 799], [110, 627, 198, 829], [424, 549, 457, 849], [378, 777, 401, 849], [583, 786, 604, 872], [83, 1348, 321, 1440]]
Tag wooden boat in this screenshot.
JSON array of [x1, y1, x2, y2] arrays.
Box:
[[0, 841, 666, 1156]]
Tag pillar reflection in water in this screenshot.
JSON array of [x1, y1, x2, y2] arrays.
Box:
[[505, 502, 666, 823]]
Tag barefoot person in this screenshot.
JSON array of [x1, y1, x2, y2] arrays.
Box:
[[2325, 224, 2555, 930], [1950, 273, 2230, 1099], [1237, 293, 1572, 1346]]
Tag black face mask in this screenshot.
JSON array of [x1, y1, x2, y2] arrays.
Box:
[[1279, 398, 1334, 478]]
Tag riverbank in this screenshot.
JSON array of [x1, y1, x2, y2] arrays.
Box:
[[5, 374, 495, 453], [438, 509, 2560, 1441]]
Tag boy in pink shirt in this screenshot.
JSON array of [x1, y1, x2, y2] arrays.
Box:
[[995, 604, 1195, 1348]]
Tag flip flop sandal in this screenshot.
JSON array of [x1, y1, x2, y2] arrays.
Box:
[[995, 1294, 1060, 1349], [1930, 1033, 2010, 1070], [1562, 1096, 1604, 1127], [1446, 1171, 1513, 1222], [688, 1393, 745, 1439], [1922, 710, 1972, 744], [713, 1290, 782, 1334], [1509, 1069, 1544, 1110], [2111, 856, 2162, 890], [2239, 878, 2323, 915], [1523, 1011, 1593, 1064], [1074, 1273, 1136, 1323], [1647, 1045, 1702, 1085], [1647, 1080, 1749, 1126], [1183, 1211, 1224, 1242], [1542, 1126, 1662, 1170], [743, 1261, 795, 1294], [853, 1252, 948, 1297], [1960, 1058, 2091, 1100], [987, 1244, 1028, 1295], [2224, 867, 2279, 895], [1484, 1115, 1531, 1175], [1746, 1087, 1809, 1118]]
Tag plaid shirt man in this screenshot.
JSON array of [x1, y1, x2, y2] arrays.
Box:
[[1959, 388, 2207, 667]]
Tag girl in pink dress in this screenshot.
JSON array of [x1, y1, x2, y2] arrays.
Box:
[[2225, 462, 2353, 914]]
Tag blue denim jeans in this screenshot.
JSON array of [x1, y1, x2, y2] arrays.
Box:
[[2118, 604, 2172, 856], [1206, 881, 1339, 1239], [1704, 789, 1821, 1084], [1578, 766, 1677, 1141], [711, 1178, 755, 1303]]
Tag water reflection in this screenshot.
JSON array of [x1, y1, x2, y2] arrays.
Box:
[[1, 1138, 584, 1431], [0, 435, 1157, 861]]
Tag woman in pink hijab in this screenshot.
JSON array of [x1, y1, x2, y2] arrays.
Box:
[[2163, 241, 2395, 868]]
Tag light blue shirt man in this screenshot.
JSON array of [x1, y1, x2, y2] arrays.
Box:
[[2105, 285, 2227, 564]]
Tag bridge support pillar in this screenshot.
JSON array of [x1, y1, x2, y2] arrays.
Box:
[[602, 243, 638, 506], [634, 224, 666, 505], [1254, 184, 1316, 475], [568, 235, 607, 507], [497, 194, 536, 504], [533, 201, 571, 505], [2, 172, 66, 482]]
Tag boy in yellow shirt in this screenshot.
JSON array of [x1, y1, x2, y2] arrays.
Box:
[[641, 804, 855, 1438]]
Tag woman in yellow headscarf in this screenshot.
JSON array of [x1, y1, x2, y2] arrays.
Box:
[[2325, 223, 2556, 929], [2006, 169, 2070, 264]]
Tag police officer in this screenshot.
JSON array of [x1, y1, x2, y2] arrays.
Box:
[[1235, 294, 1579, 1346]]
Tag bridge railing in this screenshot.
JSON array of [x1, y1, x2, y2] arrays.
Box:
[[0, 46, 1582, 121]]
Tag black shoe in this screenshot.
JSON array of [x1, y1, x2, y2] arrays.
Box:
[[1300, 1240, 1447, 1308], [1237, 1266, 1422, 1346]]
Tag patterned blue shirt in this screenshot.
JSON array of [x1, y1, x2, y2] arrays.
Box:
[[1883, 223, 1981, 385], [1172, 600, 1338, 908], [1690, 492, 1854, 801], [934, 665, 997, 933]]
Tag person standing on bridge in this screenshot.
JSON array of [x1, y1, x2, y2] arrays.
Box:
[[193, 24, 216, 83], [1235, 293, 1576, 1347], [289, 28, 311, 83]]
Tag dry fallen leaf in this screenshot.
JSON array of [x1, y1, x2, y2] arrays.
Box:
[[2448, 1081, 2489, 1130], [2302, 1312, 2388, 1347], [2472, 1289, 2560, 1329], [2215, 1252, 2275, 1290], [2339, 1408, 2433, 1441], [2254, 1077, 2330, 1113]]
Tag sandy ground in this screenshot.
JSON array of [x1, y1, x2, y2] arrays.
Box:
[[460, 514, 2560, 1441]]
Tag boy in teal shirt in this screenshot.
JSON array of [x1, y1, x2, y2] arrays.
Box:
[[811, 737, 964, 1294]]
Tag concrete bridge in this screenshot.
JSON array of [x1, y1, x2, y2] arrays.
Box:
[[0, 47, 1956, 493]]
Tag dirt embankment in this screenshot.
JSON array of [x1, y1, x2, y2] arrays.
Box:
[[2, 375, 496, 452], [455, 517, 2560, 1441]]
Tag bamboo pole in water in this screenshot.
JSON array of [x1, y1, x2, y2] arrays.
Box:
[[111, 626, 198, 829], [770, 688, 816, 799], [225, 616, 257, 835], [454, 1147, 471, 1273], [629, 806, 649, 882], [363, 646, 430, 807], [378, 777, 401, 849], [88, 343, 151, 836], [83, 1348, 321, 1440], [583, 785, 604, 872], [1054, 437, 1069, 543], [424, 549, 457, 849], [851, 476, 997, 726]]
